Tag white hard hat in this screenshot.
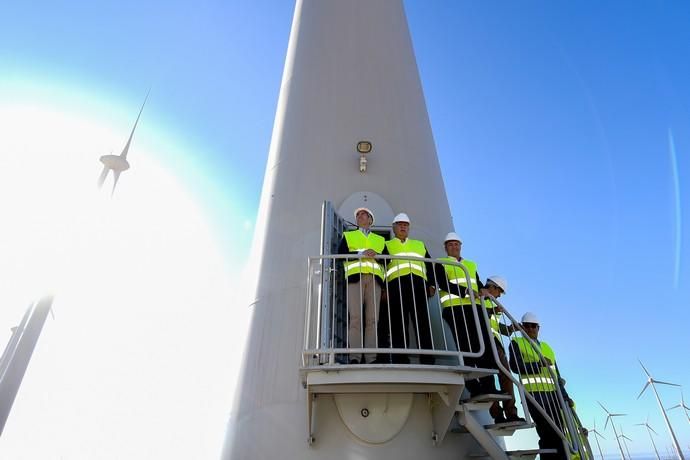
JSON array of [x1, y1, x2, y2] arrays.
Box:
[[354, 207, 374, 225], [521, 312, 540, 324], [487, 275, 508, 293], [444, 232, 462, 244], [392, 213, 410, 224]]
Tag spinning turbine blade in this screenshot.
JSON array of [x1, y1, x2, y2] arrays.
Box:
[[598, 401, 610, 413], [97, 166, 109, 188], [638, 381, 651, 399], [639, 359, 653, 377], [653, 379, 680, 387], [120, 89, 149, 160], [111, 171, 121, 196]]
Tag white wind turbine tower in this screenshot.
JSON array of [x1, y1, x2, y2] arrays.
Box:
[[599, 401, 627, 460], [668, 390, 690, 425], [635, 416, 661, 460], [617, 425, 632, 460], [589, 420, 606, 460], [637, 360, 685, 460]]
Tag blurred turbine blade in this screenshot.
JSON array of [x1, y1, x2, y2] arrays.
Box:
[[638, 359, 652, 377], [598, 401, 610, 414], [120, 90, 149, 160], [638, 381, 650, 399], [648, 425, 658, 435], [111, 171, 121, 196], [668, 404, 681, 410], [97, 166, 109, 188], [604, 415, 611, 430], [653, 379, 680, 387]]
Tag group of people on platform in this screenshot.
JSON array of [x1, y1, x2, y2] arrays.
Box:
[[338, 207, 575, 459]]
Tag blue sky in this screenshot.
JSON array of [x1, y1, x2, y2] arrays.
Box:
[[1, 0, 689, 457]]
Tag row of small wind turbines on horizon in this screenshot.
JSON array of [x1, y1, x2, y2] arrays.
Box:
[[588, 361, 690, 460]]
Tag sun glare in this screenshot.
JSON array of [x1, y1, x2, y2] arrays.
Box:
[[0, 100, 247, 458]]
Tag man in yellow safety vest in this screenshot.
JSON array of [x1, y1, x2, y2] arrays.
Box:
[[482, 275, 524, 423], [337, 207, 385, 364], [380, 213, 436, 364], [509, 312, 573, 459], [435, 232, 498, 398]]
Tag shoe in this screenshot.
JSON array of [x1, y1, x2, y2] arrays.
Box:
[[506, 414, 526, 423], [493, 414, 508, 424], [465, 379, 481, 397], [480, 388, 503, 395], [478, 377, 499, 395]]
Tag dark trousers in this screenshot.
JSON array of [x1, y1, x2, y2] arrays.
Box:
[[528, 394, 568, 459], [442, 304, 497, 394], [385, 275, 434, 364], [493, 338, 517, 417]]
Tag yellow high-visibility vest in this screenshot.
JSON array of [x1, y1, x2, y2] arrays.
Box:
[[385, 238, 427, 281], [438, 257, 478, 307], [483, 298, 501, 338], [511, 336, 557, 392], [343, 230, 385, 280]]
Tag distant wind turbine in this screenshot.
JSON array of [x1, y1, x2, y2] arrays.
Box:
[[635, 416, 660, 460], [589, 420, 606, 460], [97, 91, 149, 195], [617, 425, 632, 460], [637, 360, 685, 460], [599, 401, 627, 460], [667, 390, 690, 425]]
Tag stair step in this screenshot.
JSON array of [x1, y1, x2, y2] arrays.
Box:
[[485, 420, 534, 435], [467, 393, 512, 403], [450, 420, 533, 436], [506, 448, 558, 459], [469, 448, 557, 459], [457, 393, 511, 411]]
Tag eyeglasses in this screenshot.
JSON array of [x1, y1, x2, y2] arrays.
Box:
[[522, 323, 539, 329]]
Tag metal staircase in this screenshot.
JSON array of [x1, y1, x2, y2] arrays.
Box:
[[454, 394, 554, 460]]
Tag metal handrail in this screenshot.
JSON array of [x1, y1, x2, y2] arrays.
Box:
[[301, 251, 593, 457], [302, 254, 485, 367], [482, 294, 593, 459]]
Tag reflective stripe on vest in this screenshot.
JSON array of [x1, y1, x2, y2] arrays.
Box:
[[343, 230, 385, 280], [483, 298, 501, 338], [385, 239, 427, 281], [438, 257, 478, 307], [512, 336, 557, 392]]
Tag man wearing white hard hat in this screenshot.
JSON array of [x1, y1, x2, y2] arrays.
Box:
[[509, 312, 573, 459], [380, 213, 436, 364], [435, 232, 499, 399], [337, 207, 385, 364], [482, 276, 524, 423]]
